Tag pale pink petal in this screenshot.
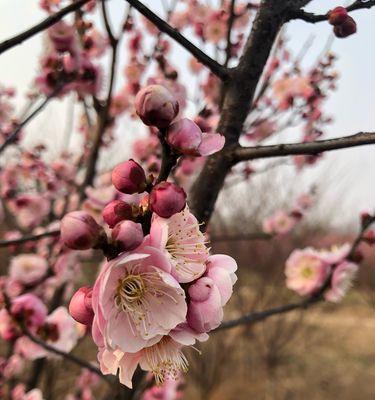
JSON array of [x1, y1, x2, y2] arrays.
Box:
[[197, 133, 225, 156]]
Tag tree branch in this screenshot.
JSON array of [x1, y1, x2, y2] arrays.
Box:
[[232, 132, 375, 163], [216, 214, 375, 332], [0, 230, 60, 248], [214, 296, 320, 332], [23, 329, 110, 383], [190, 0, 288, 224], [0, 0, 91, 55], [0, 87, 62, 155], [292, 0, 375, 23], [210, 232, 273, 242], [123, 0, 228, 80], [79, 6, 119, 198]]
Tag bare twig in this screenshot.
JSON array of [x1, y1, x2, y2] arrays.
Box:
[[0, 87, 62, 155], [23, 329, 110, 383], [0, 230, 60, 248], [216, 214, 375, 332], [123, 0, 228, 79], [292, 0, 375, 23], [232, 132, 375, 163], [79, 3, 120, 197], [0, 0, 91, 55]]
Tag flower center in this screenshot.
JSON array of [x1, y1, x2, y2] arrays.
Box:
[[301, 266, 314, 279], [115, 274, 146, 311], [144, 337, 188, 385]]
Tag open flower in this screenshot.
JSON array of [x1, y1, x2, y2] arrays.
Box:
[[92, 248, 187, 354], [148, 208, 208, 283], [95, 326, 207, 388], [9, 254, 48, 285], [285, 248, 330, 296], [324, 261, 358, 303]]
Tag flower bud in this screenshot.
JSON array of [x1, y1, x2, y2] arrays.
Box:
[[60, 211, 102, 250], [48, 21, 75, 52], [102, 200, 133, 228], [328, 7, 348, 26], [187, 277, 223, 333], [333, 16, 357, 38], [135, 85, 179, 128], [112, 221, 144, 252], [69, 287, 94, 326], [166, 118, 202, 155], [149, 182, 187, 218], [111, 160, 147, 194]]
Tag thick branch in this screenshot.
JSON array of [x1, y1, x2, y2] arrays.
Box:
[[0, 0, 91, 55], [190, 0, 289, 224], [123, 0, 227, 79], [292, 0, 375, 23], [232, 132, 375, 163]]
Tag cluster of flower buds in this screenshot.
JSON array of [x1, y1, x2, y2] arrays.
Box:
[[328, 7, 357, 38], [58, 85, 235, 388], [135, 85, 225, 157], [36, 19, 102, 96]]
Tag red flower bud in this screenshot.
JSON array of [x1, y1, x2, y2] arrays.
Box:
[[333, 16, 357, 38], [111, 160, 147, 194], [69, 287, 94, 326], [135, 85, 179, 128], [112, 221, 144, 252], [60, 211, 102, 250], [328, 7, 348, 26], [149, 182, 187, 218], [102, 200, 133, 228]]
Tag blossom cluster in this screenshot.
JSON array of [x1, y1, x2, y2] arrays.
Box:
[[60, 85, 236, 387], [285, 243, 358, 302]]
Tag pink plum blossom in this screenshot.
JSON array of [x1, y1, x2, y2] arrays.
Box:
[[11, 294, 47, 330], [285, 248, 331, 296], [9, 254, 48, 285], [324, 261, 359, 302], [92, 248, 187, 354], [148, 208, 208, 283], [263, 210, 298, 235], [16, 307, 81, 360]]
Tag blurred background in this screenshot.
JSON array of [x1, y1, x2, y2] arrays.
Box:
[[0, 1, 374, 399]]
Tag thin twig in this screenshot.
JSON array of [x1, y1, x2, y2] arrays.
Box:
[[292, 0, 375, 23], [0, 0, 91, 55], [215, 214, 375, 332], [123, 0, 228, 79], [23, 329, 110, 383], [0, 230, 60, 248], [0, 87, 62, 155]]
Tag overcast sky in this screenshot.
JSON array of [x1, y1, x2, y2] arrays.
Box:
[[0, 0, 374, 227]]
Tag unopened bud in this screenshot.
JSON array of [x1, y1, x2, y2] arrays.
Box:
[[149, 182, 186, 218], [111, 160, 147, 194], [60, 211, 102, 250], [135, 85, 179, 128]]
